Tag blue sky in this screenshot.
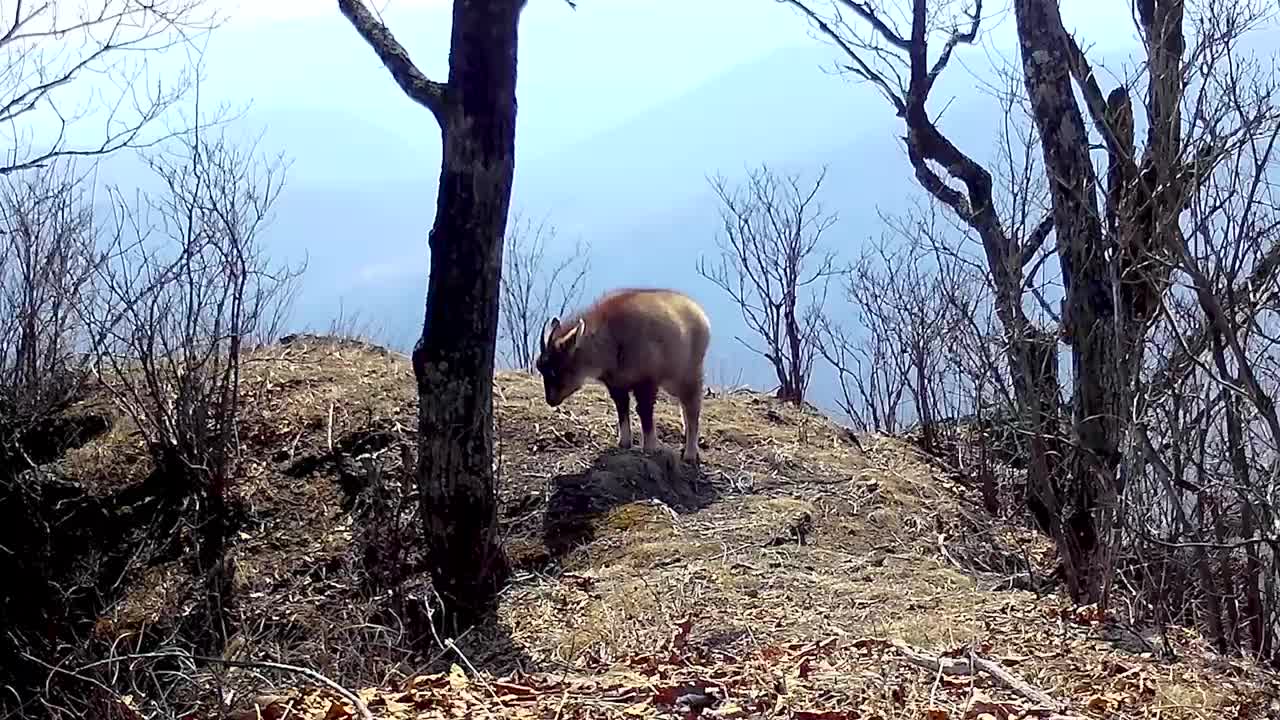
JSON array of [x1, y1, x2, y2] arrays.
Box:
[[18, 0, 1219, 416]]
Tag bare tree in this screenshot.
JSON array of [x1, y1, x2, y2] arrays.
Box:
[[1122, 26, 1280, 660], [817, 311, 908, 434], [0, 162, 98, 463], [698, 163, 839, 404], [322, 298, 392, 346], [0, 165, 101, 710], [86, 123, 299, 654], [499, 211, 590, 371], [0, 5, 224, 709], [779, 0, 1280, 663], [0, 0, 215, 469], [778, 0, 1265, 605], [836, 214, 967, 451], [337, 0, 531, 629], [0, 0, 217, 175]]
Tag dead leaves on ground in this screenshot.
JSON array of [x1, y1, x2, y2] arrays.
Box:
[[238, 619, 1011, 719], [218, 602, 1273, 720]]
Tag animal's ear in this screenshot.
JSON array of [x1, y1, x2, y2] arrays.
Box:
[[542, 317, 560, 350], [556, 317, 586, 351]]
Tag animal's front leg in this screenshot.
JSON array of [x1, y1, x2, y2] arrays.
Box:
[[608, 384, 632, 448], [634, 381, 659, 452]]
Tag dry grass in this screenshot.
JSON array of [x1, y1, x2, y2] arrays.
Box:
[[48, 337, 1279, 719]]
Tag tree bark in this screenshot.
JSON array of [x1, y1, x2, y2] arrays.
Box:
[[876, 0, 1067, 544], [1015, 0, 1120, 604], [413, 1, 521, 629], [339, 0, 524, 630]]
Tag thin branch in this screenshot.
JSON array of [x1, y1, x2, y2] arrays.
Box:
[[65, 651, 375, 720], [336, 0, 448, 123], [894, 641, 1062, 712]]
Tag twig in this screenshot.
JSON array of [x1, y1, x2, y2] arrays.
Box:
[[935, 532, 959, 568], [893, 640, 1062, 711], [63, 651, 375, 720], [327, 402, 335, 453], [444, 638, 506, 710]]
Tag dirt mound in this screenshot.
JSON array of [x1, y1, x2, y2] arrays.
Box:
[[12, 337, 1278, 720], [542, 448, 716, 556]]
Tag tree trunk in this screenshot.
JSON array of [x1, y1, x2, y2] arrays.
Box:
[[1192, 482, 1228, 651], [1017, 327, 1063, 535], [1015, 0, 1121, 605], [411, 1, 523, 630], [913, 347, 936, 453], [1210, 335, 1270, 659]]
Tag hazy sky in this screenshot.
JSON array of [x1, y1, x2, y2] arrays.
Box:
[[206, 0, 810, 158], [195, 0, 1143, 164], [176, 0, 1142, 252], [14, 0, 1212, 413]]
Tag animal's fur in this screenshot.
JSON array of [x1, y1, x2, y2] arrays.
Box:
[[536, 288, 712, 462]]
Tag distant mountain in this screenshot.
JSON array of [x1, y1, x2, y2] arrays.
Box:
[[103, 14, 1236, 419], [171, 40, 1017, 418], [253, 42, 1016, 414]]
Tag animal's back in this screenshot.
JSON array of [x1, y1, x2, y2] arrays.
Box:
[[591, 288, 710, 381]]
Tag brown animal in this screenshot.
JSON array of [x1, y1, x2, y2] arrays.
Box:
[[536, 288, 711, 463]]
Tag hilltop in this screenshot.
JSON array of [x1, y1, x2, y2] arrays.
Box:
[[8, 336, 1278, 719]]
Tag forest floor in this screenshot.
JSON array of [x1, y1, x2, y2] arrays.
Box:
[[55, 336, 1280, 719]]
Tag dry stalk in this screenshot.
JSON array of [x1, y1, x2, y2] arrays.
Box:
[[892, 640, 1062, 712], [327, 402, 335, 454], [65, 651, 375, 720]]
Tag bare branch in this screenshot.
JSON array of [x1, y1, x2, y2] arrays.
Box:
[[336, 0, 448, 123], [498, 211, 591, 370], [784, 0, 906, 113], [924, 0, 982, 96], [698, 163, 840, 404], [66, 650, 375, 720], [0, 0, 218, 174]]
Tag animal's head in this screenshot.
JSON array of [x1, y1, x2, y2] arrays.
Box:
[[536, 316, 589, 407]]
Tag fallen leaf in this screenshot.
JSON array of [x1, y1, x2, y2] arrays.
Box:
[[492, 681, 541, 699], [670, 615, 695, 653], [447, 663, 469, 691], [623, 701, 653, 716], [322, 700, 354, 720], [381, 697, 415, 716], [1086, 695, 1112, 712], [760, 645, 788, 661], [793, 711, 855, 720], [852, 637, 892, 652], [243, 695, 293, 720], [407, 673, 445, 690], [710, 701, 748, 718], [676, 691, 719, 712]]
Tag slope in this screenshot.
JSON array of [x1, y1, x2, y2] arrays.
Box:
[[17, 337, 1280, 719]]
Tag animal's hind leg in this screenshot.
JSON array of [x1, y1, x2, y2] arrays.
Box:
[[675, 373, 704, 463], [634, 380, 659, 452], [607, 384, 632, 448]]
